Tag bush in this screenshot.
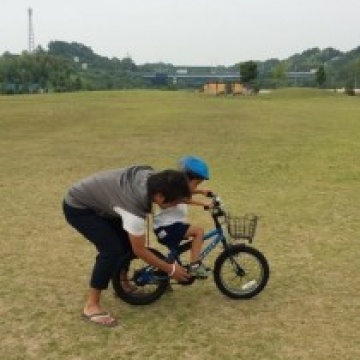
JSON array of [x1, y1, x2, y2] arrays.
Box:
[[345, 87, 355, 96], [345, 81, 356, 96]]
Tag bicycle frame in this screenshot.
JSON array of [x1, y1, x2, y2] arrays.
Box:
[[136, 194, 233, 283], [167, 208, 230, 266], [172, 228, 226, 264], [136, 223, 227, 285], [199, 229, 224, 260]]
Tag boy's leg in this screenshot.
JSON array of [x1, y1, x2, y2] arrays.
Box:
[[185, 225, 212, 278], [184, 225, 204, 263]]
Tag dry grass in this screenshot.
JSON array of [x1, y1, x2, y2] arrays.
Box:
[[1, 89, 359, 359]]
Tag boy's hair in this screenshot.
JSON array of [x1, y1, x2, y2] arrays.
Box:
[[147, 169, 191, 202], [183, 170, 204, 181]]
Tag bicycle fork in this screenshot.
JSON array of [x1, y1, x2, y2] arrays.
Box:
[[223, 245, 246, 277]]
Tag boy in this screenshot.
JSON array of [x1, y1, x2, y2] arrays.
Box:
[[153, 156, 212, 278], [63, 166, 191, 327]]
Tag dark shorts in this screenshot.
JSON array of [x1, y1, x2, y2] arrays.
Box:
[[154, 222, 190, 250]]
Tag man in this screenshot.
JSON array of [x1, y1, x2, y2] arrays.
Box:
[[63, 165, 191, 327]]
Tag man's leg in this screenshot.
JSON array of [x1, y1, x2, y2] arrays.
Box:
[[63, 202, 127, 325]]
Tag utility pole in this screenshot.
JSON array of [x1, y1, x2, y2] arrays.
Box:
[[28, 8, 35, 53]]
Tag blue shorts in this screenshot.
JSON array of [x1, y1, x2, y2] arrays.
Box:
[[154, 222, 190, 250]]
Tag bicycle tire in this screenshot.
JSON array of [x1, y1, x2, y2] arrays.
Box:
[[111, 247, 169, 305], [213, 244, 269, 299]]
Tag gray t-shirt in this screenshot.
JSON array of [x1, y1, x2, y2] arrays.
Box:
[[64, 165, 154, 220]]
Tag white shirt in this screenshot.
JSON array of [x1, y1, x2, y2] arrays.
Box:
[[113, 206, 145, 236], [153, 204, 188, 229]]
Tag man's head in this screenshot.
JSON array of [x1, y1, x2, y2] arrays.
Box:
[[147, 169, 191, 209]]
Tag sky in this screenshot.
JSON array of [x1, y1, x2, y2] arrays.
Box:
[[1, 0, 360, 66]]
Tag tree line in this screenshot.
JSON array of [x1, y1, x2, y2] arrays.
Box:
[[1, 41, 359, 94], [0, 44, 144, 93]]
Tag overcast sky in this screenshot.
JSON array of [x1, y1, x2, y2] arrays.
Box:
[[1, 0, 359, 65]]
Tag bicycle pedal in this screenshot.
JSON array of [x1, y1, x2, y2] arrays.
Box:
[[193, 275, 208, 280]]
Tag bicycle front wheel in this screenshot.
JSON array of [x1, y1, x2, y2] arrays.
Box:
[[111, 247, 169, 305], [214, 244, 269, 299]]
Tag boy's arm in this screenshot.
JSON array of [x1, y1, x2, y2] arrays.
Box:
[[186, 188, 212, 207], [183, 198, 212, 208], [192, 188, 211, 196]]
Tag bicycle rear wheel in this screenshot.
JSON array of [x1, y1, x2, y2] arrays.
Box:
[[214, 244, 269, 299], [111, 247, 169, 305]]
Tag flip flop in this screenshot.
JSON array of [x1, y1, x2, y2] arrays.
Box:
[[81, 312, 119, 328]]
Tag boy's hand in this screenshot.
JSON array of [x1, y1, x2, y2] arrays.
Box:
[[203, 202, 214, 210]]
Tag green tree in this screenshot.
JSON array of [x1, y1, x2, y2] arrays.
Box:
[[272, 63, 287, 88], [315, 65, 326, 87], [0, 52, 77, 93], [353, 59, 360, 89], [120, 57, 137, 72], [240, 61, 258, 85]]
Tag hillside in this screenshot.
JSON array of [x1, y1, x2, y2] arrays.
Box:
[[46, 40, 360, 88]]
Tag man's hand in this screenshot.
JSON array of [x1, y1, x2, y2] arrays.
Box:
[[129, 234, 190, 281], [170, 262, 190, 282]]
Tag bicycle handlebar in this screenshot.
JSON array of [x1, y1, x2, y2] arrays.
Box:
[[204, 192, 227, 218]]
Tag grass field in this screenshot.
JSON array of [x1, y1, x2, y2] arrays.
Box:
[[1, 88, 359, 359]]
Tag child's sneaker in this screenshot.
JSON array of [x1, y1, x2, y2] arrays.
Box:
[[189, 262, 212, 279]]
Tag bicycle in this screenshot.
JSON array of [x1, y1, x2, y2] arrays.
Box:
[[112, 193, 270, 305]]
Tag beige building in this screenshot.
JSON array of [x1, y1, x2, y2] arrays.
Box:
[[203, 82, 226, 95], [203, 82, 246, 95]]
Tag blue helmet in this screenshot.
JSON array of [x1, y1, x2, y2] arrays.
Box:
[[179, 155, 210, 180]]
